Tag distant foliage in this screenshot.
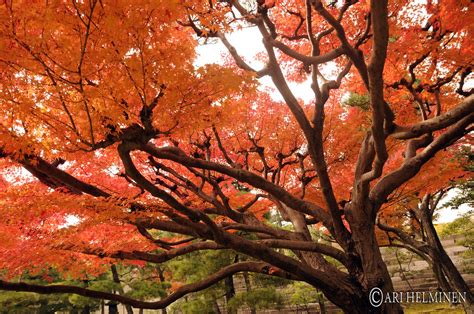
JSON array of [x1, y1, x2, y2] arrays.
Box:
[[343, 92, 370, 111]]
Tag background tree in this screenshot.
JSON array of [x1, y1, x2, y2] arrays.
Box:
[[0, 0, 472, 313], [378, 189, 473, 310], [376, 146, 473, 309]]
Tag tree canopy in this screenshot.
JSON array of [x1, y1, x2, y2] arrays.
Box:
[[0, 0, 472, 313]]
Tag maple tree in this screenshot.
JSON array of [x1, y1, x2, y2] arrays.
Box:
[[0, 0, 473, 313]]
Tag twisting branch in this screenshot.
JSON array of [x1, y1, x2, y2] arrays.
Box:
[[391, 94, 474, 139], [141, 143, 333, 227], [270, 39, 344, 66], [311, 0, 369, 86], [118, 141, 204, 223], [0, 262, 296, 310], [134, 218, 200, 238], [0, 148, 109, 197], [304, 0, 351, 248], [140, 85, 166, 132], [376, 219, 429, 253], [457, 67, 473, 96], [72, 241, 225, 264], [283, 9, 306, 40], [135, 223, 195, 249], [360, 0, 389, 185], [217, 33, 270, 78], [370, 112, 474, 206], [212, 126, 237, 167]]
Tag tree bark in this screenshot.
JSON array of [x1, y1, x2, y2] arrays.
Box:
[[346, 200, 403, 314], [351, 223, 402, 313], [421, 213, 473, 310], [432, 259, 453, 292]]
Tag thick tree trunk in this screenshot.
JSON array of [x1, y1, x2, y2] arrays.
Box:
[[422, 216, 474, 310], [309, 277, 400, 314], [222, 227, 389, 313], [432, 258, 453, 292], [345, 199, 403, 314], [276, 204, 378, 312], [351, 223, 403, 313]]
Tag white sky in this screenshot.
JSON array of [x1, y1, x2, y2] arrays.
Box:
[[195, 26, 315, 102], [435, 189, 471, 224]]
